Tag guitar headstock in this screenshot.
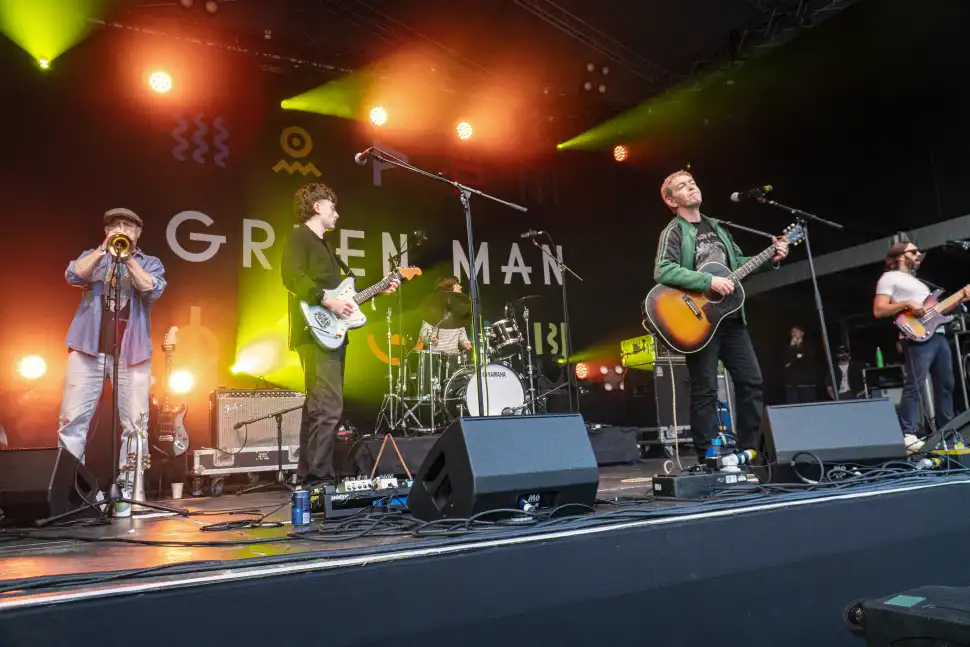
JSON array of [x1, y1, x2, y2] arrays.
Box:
[[397, 267, 423, 281], [782, 223, 806, 247], [162, 326, 178, 352]]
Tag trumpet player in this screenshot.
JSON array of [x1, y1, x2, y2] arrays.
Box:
[[58, 208, 166, 494]]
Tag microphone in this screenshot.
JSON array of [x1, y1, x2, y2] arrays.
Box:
[[520, 229, 545, 239], [718, 449, 757, 471], [354, 149, 373, 165], [411, 230, 427, 244], [947, 240, 970, 251], [730, 185, 773, 202], [233, 421, 246, 430]]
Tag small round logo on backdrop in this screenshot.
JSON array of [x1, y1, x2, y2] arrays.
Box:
[[273, 126, 321, 177]]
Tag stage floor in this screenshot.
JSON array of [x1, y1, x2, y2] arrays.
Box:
[[0, 459, 684, 585]]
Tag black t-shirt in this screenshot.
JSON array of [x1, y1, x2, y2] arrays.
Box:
[[693, 219, 729, 269], [98, 263, 132, 354]]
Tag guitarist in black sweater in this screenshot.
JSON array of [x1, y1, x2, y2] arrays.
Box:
[[654, 170, 788, 462], [281, 182, 399, 487]]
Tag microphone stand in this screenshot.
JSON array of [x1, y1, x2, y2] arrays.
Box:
[[364, 148, 527, 417], [529, 234, 583, 413], [753, 195, 843, 401], [237, 404, 303, 494]]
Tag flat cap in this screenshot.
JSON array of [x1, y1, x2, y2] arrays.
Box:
[[103, 207, 143, 228]]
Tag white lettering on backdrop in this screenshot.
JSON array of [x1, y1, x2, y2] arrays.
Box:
[[165, 212, 563, 286]]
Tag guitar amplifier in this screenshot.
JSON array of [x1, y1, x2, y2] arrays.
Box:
[[209, 389, 305, 452]]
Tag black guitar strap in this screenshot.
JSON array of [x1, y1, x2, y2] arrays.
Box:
[[320, 236, 356, 279]]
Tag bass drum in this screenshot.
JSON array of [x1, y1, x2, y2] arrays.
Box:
[[443, 364, 526, 418]]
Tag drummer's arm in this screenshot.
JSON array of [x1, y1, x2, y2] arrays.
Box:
[[460, 326, 472, 351]]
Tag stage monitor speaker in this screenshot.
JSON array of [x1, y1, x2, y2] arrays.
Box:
[[757, 398, 906, 483], [0, 448, 100, 525], [406, 414, 599, 521]]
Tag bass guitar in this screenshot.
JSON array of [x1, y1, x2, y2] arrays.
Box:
[[151, 326, 189, 456], [894, 287, 969, 342], [642, 223, 805, 353], [301, 267, 423, 350]]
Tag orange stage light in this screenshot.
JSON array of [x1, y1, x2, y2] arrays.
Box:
[[613, 145, 629, 162], [456, 121, 473, 140], [148, 70, 172, 94]]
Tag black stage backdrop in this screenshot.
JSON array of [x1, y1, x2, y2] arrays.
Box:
[[5, 1, 970, 450]]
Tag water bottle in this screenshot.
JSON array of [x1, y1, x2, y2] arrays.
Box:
[[875, 346, 884, 368]]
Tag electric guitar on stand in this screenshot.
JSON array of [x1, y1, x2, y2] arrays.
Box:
[[301, 267, 422, 350], [150, 326, 189, 456], [642, 223, 805, 353], [894, 287, 970, 342]]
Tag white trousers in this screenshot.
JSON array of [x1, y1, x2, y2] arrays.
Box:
[[57, 350, 152, 472]]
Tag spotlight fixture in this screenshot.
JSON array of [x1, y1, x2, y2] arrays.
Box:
[[169, 369, 195, 394], [613, 145, 629, 162], [38, 58, 50, 70], [17, 355, 47, 380], [574, 362, 589, 380], [149, 71, 172, 93], [369, 105, 388, 126], [205, 0, 219, 14], [456, 121, 473, 140]]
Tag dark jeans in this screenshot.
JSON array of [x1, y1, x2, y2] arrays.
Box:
[[785, 385, 817, 403], [296, 343, 346, 483], [900, 334, 954, 435], [685, 317, 764, 458]]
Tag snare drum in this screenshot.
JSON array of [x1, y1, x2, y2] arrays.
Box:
[[485, 319, 522, 359], [443, 363, 526, 417]]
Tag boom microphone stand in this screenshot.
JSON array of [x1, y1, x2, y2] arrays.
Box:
[[237, 404, 303, 494], [753, 193, 844, 401], [360, 148, 527, 416], [528, 233, 583, 412]]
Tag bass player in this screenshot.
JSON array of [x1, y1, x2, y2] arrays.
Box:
[[282, 182, 399, 488], [653, 170, 788, 462], [873, 241, 969, 436]]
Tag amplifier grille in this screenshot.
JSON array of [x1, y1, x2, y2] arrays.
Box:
[[209, 390, 304, 451]]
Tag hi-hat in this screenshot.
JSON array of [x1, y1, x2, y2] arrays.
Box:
[[420, 292, 472, 329]]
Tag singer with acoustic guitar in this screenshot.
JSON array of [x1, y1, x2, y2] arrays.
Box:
[[651, 170, 789, 462], [873, 241, 970, 436]]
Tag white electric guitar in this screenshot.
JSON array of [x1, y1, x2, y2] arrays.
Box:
[[152, 326, 189, 456], [300, 267, 422, 350]]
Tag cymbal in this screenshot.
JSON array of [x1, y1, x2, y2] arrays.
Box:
[[420, 292, 472, 329], [508, 294, 544, 306]]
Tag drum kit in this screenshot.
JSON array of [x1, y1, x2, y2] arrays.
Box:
[[382, 292, 546, 433]]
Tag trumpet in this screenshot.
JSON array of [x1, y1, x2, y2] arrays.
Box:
[[107, 233, 133, 261]]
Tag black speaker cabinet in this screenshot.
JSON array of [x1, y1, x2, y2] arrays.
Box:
[[406, 414, 600, 521], [757, 398, 906, 483], [0, 448, 100, 525]]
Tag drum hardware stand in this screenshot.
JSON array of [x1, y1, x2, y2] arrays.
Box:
[[528, 234, 583, 413], [362, 147, 527, 417], [235, 404, 303, 494], [750, 192, 844, 401], [522, 305, 537, 414]]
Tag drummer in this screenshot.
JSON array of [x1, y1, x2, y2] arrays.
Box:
[[419, 276, 473, 354]]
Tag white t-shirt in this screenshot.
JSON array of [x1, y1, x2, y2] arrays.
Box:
[[875, 270, 941, 334]]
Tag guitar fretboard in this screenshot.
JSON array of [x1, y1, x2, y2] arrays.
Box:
[[353, 271, 402, 305], [729, 245, 776, 282]]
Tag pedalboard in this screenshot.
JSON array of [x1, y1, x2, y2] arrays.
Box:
[[309, 476, 412, 519], [652, 468, 757, 500]]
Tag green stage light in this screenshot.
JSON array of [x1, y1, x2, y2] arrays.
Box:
[[0, 0, 107, 67]]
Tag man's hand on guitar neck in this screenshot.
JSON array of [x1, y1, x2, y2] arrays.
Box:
[[710, 276, 735, 296], [770, 236, 790, 262]]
